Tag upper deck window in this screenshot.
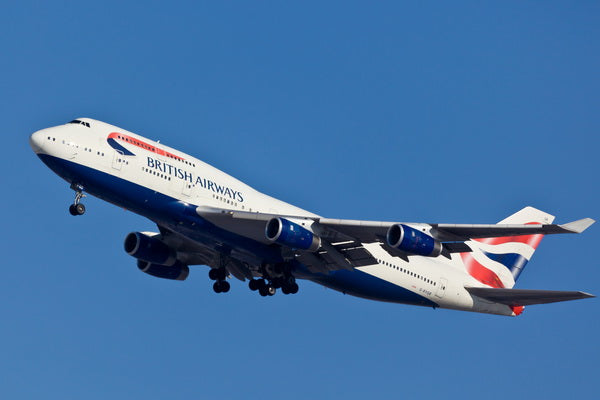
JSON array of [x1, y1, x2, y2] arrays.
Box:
[[68, 120, 91, 128]]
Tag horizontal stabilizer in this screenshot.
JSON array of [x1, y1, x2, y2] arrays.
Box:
[[465, 287, 595, 306]]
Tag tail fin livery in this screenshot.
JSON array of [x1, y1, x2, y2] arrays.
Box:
[[461, 207, 554, 289]]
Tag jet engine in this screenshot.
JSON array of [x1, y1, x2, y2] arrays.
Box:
[[137, 260, 189, 281], [265, 217, 321, 252], [386, 224, 442, 257], [124, 232, 177, 266]]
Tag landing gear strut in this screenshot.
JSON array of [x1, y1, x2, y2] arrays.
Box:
[[280, 276, 299, 295], [69, 184, 86, 216], [209, 267, 230, 293]]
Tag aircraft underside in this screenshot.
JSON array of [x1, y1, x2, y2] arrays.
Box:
[[38, 153, 438, 306]]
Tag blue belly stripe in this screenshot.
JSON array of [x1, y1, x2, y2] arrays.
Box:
[[294, 262, 438, 307]]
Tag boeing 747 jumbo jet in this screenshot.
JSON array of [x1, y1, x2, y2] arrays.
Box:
[[30, 118, 595, 316]]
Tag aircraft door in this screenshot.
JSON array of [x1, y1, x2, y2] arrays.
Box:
[[435, 277, 448, 299], [181, 180, 192, 197]]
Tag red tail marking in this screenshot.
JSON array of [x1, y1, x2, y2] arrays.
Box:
[[473, 222, 544, 249], [511, 306, 524, 315], [460, 253, 505, 288]]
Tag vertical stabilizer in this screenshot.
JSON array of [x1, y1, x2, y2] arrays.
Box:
[[461, 207, 554, 289]]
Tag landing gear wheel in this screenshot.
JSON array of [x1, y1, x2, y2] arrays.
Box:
[[220, 281, 230, 293], [213, 280, 230, 293], [209, 268, 219, 281], [69, 203, 85, 216], [266, 284, 276, 296], [289, 282, 299, 294], [249, 279, 260, 291], [209, 268, 227, 281], [281, 285, 290, 295], [74, 203, 85, 215], [258, 286, 269, 296]]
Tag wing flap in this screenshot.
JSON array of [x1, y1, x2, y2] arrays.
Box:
[[465, 287, 595, 306]]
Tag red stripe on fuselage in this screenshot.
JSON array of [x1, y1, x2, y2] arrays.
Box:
[[108, 132, 185, 161]]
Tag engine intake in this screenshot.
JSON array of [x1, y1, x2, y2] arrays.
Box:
[[137, 260, 189, 281], [265, 217, 320, 252], [386, 224, 442, 257], [124, 232, 177, 266]]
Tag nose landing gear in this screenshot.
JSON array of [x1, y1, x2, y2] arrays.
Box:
[[68, 184, 86, 216]]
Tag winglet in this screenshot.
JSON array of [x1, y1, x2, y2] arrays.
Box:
[[560, 218, 595, 233]]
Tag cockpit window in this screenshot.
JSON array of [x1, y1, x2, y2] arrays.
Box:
[[68, 120, 91, 128]]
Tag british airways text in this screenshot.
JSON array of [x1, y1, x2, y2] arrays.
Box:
[[147, 157, 244, 202]]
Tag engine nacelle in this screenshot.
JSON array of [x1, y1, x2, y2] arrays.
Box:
[[124, 232, 177, 266], [265, 217, 321, 252], [386, 224, 442, 257], [137, 260, 189, 281]]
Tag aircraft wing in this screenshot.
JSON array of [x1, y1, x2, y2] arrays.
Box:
[[194, 206, 594, 272], [465, 287, 595, 306], [317, 217, 595, 242], [195, 206, 381, 272], [197, 206, 594, 243]]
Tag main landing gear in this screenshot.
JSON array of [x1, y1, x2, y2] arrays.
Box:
[[68, 184, 86, 216], [208, 267, 230, 293], [208, 262, 300, 296], [248, 275, 299, 297]]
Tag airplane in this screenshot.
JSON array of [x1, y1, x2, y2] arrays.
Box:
[[29, 118, 595, 316]]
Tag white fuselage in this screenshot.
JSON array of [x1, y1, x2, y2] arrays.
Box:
[[30, 118, 517, 316]]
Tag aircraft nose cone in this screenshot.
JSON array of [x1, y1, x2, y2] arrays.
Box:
[[29, 130, 45, 153]]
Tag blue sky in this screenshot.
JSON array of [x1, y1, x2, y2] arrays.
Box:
[[1, 1, 599, 399]]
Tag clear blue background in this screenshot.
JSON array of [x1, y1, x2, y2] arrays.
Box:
[[1, 1, 598, 399]]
